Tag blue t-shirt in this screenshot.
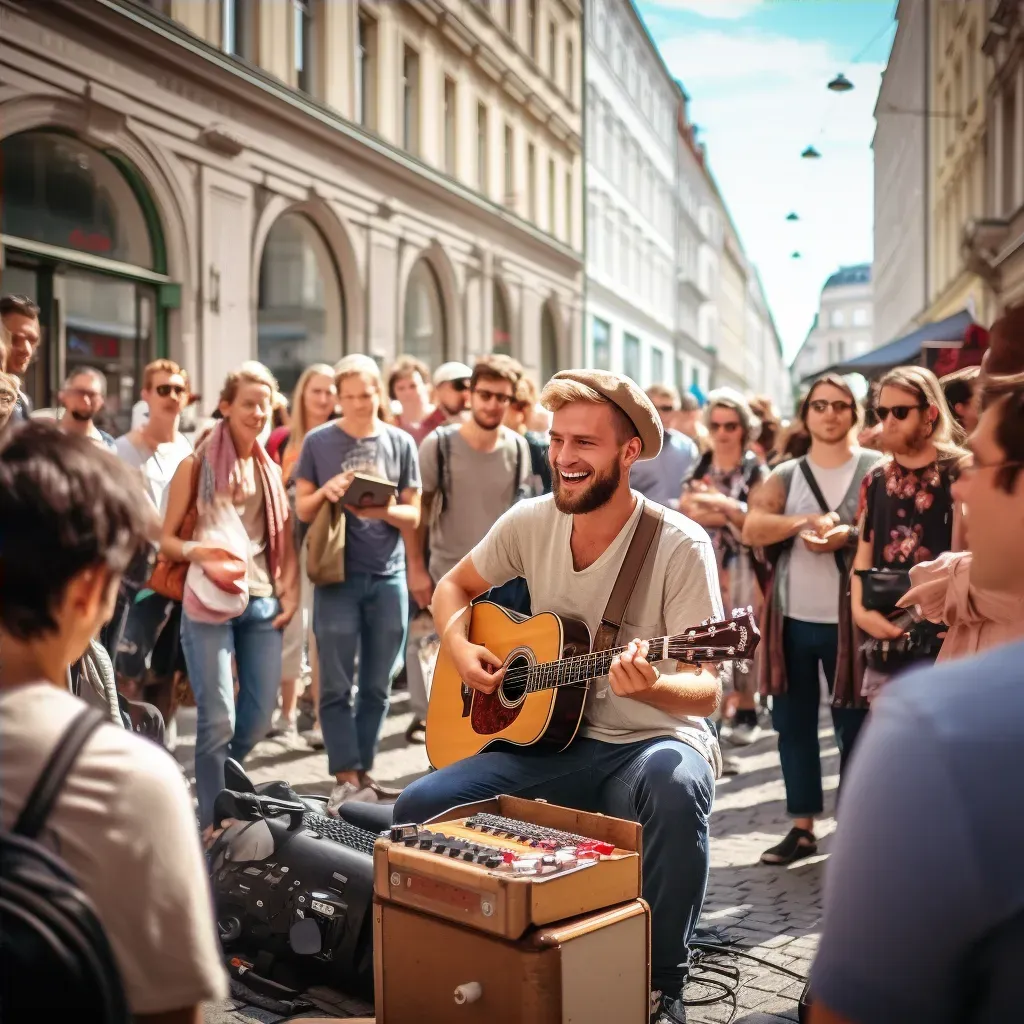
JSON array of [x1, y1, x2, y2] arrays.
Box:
[[629, 428, 698, 510], [811, 639, 1024, 1024], [295, 421, 420, 577]]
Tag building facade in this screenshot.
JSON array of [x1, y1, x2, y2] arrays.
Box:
[[791, 264, 874, 385], [0, 0, 583, 427], [925, 0, 994, 328], [745, 268, 790, 413], [873, 0, 929, 349], [584, 0, 678, 388], [713, 219, 749, 393]]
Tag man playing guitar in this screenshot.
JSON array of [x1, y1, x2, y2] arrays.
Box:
[[394, 369, 726, 1024]]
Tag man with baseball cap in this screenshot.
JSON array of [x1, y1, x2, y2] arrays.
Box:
[[431, 361, 473, 422], [395, 369, 726, 1023]]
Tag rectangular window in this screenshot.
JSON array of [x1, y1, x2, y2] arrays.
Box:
[[651, 347, 665, 385], [565, 168, 572, 240], [565, 38, 574, 98], [547, 157, 556, 233], [293, 0, 312, 94], [505, 0, 516, 37], [356, 13, 377, 129], [527, 142, 537, 220], [222, 0, 254, 59], [402, 45, 420, 154], [527, 0, 537, 59], [548, 20, 557, 78], [623, 334, 641, 383], [592, 318, 611, 370], [443, 76, 457, 175], [477, 102, 489, 191], [852, 306, 869, 326], [504, 123, 515, 205]]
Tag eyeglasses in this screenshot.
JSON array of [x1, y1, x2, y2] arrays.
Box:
[[655, 405, 675, 414], [65, 387, 102, 401], [875, 404, 925, 422], [709, 421, 740, 433], [808, 399, 855, 415], [155, 383, 188, 398], [472, 387, 514, 406]]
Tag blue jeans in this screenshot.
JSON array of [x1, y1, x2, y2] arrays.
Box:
[[180, 597, 283, 828], [314, 573, 409, 776], [772, 618, 868, 817], [393, 737, 714, 993]]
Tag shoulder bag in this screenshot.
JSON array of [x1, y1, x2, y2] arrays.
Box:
[[147, 457, 200, 602], [307, 498, 346, 587]]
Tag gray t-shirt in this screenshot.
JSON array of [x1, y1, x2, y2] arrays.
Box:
[[630, 428, 698, 510], [784, 453, 861, 623], [471, 494, 724, 771], [295, 421, 420, 577], [420, 426, 531, 582], [114, 431, 194, 516], [812, 640, 1024, 1023]]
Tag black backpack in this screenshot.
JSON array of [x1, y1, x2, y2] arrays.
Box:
[[0, 706, 132, 1022]]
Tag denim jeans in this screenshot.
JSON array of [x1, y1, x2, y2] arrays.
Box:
[[393, 737, 715, 993], [180, 596, 283, 828], [772, 617, 868, 817], [314, 573, 409, 776]]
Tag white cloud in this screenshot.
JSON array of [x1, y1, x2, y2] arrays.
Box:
[[659, 29, 884, 359], [645, 0, 764, 19]]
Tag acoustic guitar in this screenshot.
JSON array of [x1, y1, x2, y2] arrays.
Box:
[[425, 601, 760, 770]]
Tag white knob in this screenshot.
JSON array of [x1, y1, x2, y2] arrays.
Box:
[[453, 982, 483, 1005]]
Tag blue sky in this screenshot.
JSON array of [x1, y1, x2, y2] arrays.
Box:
[[634, 0, 897, 361]]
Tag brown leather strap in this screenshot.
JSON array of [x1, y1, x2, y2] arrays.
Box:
[[593, 500, 664, 652]]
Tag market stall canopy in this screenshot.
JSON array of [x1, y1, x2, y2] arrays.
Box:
[[806, 309, 975, 380]]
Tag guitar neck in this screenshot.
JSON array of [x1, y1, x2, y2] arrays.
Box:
[[526, 637, 670, 694]]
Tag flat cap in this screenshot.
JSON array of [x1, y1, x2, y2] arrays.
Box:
[[550, 369, 663, 459]]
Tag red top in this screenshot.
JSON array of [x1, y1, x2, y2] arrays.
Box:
[[266, 426, 291, 464], [398, 405, 447, 447]]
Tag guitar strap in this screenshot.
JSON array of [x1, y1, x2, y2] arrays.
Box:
[[593, 500, 665, 653]]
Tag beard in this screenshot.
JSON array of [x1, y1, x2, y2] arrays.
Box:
[[70, 409, 95, 423], [471, 407, 504, 431], [552, 459, 621, 514], [885, 422, 931, 456]]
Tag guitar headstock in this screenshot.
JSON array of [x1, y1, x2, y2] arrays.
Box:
[[667, 607, 760, 665]]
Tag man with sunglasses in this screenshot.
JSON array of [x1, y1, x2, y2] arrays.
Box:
[[431, 361, 473, 421], [743, 374, 883, 865], [405, 356, 533, 740], [113, 359, 195, 737], [630, 384, 698, 509]]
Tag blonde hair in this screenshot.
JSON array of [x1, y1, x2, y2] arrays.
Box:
[[539, 378, 638, 444], [705, 387, 760, 448], [335, 354, 392, 423], [290, 363, 336, 452], [646, 384, 680, 409], [878, 365, 966, 456], [219, 362, 278, 406]]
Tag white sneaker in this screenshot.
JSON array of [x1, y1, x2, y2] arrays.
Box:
[[725, 721, 762, 746], [272, 710, 298, 736], [326, 781, 379, 817], [301, 723, 324, 749]]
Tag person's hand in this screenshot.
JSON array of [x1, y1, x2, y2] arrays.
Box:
[[800, 524, 851, 553], [801, 512, 839, 537], [855, 608, 906, 640], [408, 565, 435, 610], [449, 634, 505, 694], [609, 638, 659, 697], [320, 471, 355, 504], [203, 818, 243, 849], [350, 495, 397, 520], [272, 588, 298, 630]]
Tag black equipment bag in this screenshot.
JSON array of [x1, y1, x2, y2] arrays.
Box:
[[0, 706, 132, 1022]]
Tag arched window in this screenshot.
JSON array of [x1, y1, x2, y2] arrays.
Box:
[[541, 302, 559, 383], [257, 212, 345, 394], [404, 257, 447, 367], [492, 281, 511, 355]]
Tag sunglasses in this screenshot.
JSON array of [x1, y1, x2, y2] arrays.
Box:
[[473, 387, 514, 406], [876, 403, 925, 422], [808, 399, 854, 415], [449, 379, 470, 392], [155, 383, 188, 398], [709, 421, 740, 433]]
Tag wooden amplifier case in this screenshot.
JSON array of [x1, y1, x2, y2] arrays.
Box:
[[374, 795, 643, 941], [373, 897, 651, 1024]]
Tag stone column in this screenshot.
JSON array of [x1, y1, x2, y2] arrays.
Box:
[[994, 87, 1005, 215], [1016, 63, 1024, 210], [364, 223, 401, 362]]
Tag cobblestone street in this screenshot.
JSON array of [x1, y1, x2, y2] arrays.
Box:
[[190, 696, 837, 1023]]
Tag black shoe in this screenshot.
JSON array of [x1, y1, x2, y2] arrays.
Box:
[[650, 990, 687, 1023], [404, 718, 426, 744], [760, 826, 817, 865]]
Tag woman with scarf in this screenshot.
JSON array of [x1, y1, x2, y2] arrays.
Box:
[[161, 363, 298, 831]]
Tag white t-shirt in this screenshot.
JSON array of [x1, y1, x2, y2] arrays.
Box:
[[0, 684, 228, 1014], [115, 431, 193, 516], [471, 494, 724, 770], [784, 453, 861, 623]]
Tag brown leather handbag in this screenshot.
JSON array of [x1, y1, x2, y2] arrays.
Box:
[[147, 459, 200, 602]]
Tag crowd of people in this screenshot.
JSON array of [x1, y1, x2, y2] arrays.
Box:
[[3, 281, 1024, 1023]]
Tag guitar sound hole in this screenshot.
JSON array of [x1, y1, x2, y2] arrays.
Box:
[[500, 655, 531, 705]]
